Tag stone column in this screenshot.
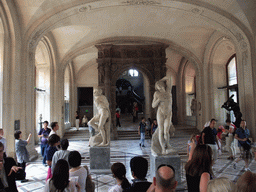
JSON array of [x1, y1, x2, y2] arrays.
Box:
[[22, 50, 38, 160], [97, 62, 105, 87], [154, 61, 162, 82], [56, 73, 65, 137], [104, 62, 111, 101], [111, 85, 118, 140]]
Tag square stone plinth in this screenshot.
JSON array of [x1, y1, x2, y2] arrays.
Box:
[[150, 153, 181, 185], [90, 146, 110, 170]]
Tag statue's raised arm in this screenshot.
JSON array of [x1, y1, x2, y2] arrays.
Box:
[[152, 77, 172, 109]]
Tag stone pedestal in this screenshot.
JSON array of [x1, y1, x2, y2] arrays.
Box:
[[90, 146, 110, 170], [150, 153, 181, 185]]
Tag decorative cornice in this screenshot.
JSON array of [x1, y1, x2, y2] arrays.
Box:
[[122, 0, 160, 5]]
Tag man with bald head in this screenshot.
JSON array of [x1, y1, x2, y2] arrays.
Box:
[[147, 164, 178, 192]]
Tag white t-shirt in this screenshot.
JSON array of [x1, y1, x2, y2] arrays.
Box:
[[69, 166, 87, 192], [108, 184, 122, 192], [49, 130, 57, 137], [51, 150, 70, 174], [44, 179, 78, 192]]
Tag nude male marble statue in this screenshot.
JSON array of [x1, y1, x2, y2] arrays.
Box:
[[88, 88, 111, 147], [151, 77, 176, 155]]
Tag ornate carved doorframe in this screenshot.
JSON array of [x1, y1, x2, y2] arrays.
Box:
[[95, 43, 168, 139]]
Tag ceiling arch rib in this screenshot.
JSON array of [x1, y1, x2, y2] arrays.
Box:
[[17, 0, 252, 35], [52, 4, 218, 60]]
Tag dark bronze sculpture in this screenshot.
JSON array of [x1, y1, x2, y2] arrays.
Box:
[[221, 94, 242, 128]]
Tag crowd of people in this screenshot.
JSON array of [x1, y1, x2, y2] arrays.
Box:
[[0, 115, 255, 192], [0, 118, 95, 192], [184, 118, 256, 192]]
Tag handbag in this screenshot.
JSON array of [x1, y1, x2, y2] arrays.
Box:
[[83, 165, 95, 192], [15, 167, 25, 180]]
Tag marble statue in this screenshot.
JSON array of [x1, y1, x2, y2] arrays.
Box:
[[88, 88, 111, 147], [151, 76, 176, 155]]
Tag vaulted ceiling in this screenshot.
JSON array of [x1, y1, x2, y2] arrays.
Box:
[[12, 0, 254, 76]]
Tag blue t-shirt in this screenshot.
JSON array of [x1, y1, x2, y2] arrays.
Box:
[[38, 128, 51, 144], [46, 146, 58, 167], [235, 127, 250, 147], [139, 122, 147, 133]]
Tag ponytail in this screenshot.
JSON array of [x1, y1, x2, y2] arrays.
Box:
[[121, 177, 131, 191]]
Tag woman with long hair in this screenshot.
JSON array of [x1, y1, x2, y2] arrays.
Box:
[[185, 143, 213, 192], [44, 159, 80, 192], [109, 162, 131, 192]]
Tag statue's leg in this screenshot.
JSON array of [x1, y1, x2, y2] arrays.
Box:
[[164, 118, 170, 144], [157, 112, 166, 154], [98, 111, 109, 146], [164, 116, 171, 147], [88, 116, 99, 131], [98, 128, 106, 146]]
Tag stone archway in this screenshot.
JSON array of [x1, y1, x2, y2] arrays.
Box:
[[95, 43, 169, 138]]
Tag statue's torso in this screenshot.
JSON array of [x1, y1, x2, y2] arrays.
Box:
[[157, 92, 172, 114]]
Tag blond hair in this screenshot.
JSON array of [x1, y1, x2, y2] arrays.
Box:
[[235, 171, 256, 192], [207, 177, 235, 192]]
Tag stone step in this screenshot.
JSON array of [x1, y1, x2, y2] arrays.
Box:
[[63, 125, 200, 140]]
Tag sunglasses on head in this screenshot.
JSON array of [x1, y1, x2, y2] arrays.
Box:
[[157, 164, 175, 174]]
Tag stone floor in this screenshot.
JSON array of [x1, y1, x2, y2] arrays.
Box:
[[16, 127, 256, 192]]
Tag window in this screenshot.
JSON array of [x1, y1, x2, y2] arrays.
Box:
[[226, 55, 238, 103], [227, 57, 237, 86], [226, 55, 238, 122], [129, 69, 138, 77]]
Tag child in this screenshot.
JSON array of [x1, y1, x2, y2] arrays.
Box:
[[45, 134, 60, 181], [138, 117, 147, 147], [217, 125, 225, 153]]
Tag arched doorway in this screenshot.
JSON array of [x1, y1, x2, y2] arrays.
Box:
[[95, 42, 168, 138], [209, 39, 236, 125], [64, 65, 71, 129], [35, 39, 51, 135], [184, 62, 196, 126], [116, 69, 145, 128]]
